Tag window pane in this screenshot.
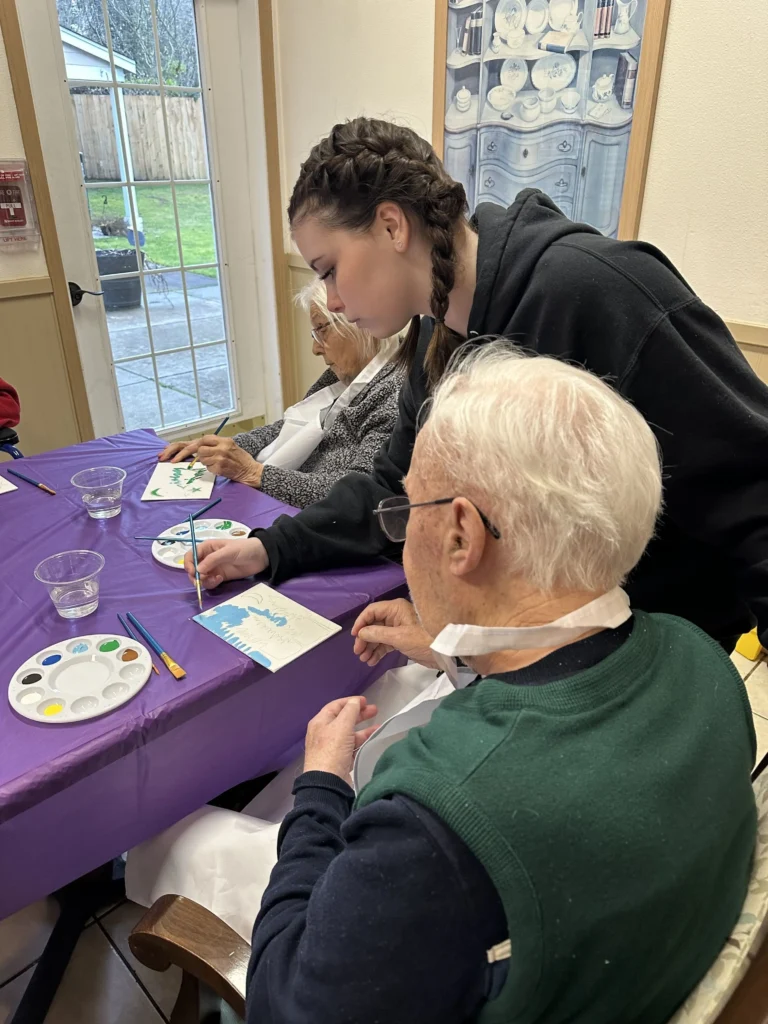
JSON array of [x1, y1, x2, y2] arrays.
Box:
[[156, 0, 201, 88], [168, 92, 208, 179], [135, 186, 180, 269], [58, 2, 110, 82], [155, 348, 202, 425], [71, 87, 120, 184], [102, 276, 152, 358], [116, 355, 162, 430], [120, 88, 169, 181], [195, 342, 234, 414], [88, 185, 138, 261], [106, 0, 159, 85], [177, 183, 217, 267], [186, 269, 225, 345], [144, 269, 191, 352], [115, 355, 155, 386]]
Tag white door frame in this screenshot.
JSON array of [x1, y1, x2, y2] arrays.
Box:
[[17, 0, 284, 439]]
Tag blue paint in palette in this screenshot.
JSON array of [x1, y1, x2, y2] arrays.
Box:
[[71, 642, 89, 654], [42, 653, 62, 666]]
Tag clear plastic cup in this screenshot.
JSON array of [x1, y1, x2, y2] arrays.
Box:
[[34, 550, 105, 619], [71, 466, 126, 519]]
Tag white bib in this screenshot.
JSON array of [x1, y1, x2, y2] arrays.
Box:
[[257, 338, 399, 471], [430, 587, 632, 684], [355, 589, 631, 785], [353, 665, 477, 791]]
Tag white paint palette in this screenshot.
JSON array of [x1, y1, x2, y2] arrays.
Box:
[[9, 634, 152, 724], [151, 518, 251, 569]]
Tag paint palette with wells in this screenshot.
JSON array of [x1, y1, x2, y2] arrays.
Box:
[[9, 635, 153, 724], [151, 518, 251, 569]]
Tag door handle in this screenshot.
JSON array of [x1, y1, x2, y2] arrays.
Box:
[[69, 282, 104, 307]]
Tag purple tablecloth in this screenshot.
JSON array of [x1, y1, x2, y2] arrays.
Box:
[[0, 430, 405, 918]]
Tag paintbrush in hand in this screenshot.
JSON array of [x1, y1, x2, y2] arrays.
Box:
[[188, 513, 203, 611]]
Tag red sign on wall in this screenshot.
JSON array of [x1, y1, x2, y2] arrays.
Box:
[[0, 162, 39, 248]]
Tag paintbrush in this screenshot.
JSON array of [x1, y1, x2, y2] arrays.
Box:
[[135, 497, 224, 542], [134, 536, 194, 542], [191, 496, 222, 519], [191, 416, 230, 469], [126, 612, 186, 680], [7, 468, 56, 495], [188, 513, 203, 611], [117, 613, 160, 675]]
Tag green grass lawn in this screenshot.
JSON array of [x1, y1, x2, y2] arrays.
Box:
[[88, 183, 217, 277]]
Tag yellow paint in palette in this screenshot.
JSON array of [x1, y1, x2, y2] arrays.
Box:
[[43, 702, 64, 717]]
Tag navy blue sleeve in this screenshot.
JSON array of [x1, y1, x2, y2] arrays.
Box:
[[245, 770, 507, 1024]]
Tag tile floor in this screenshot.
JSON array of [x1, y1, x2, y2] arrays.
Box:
[[0, 898, 182, 1023], [2, 650, 767, 1022]]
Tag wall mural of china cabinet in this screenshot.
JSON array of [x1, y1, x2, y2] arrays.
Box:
[[439, 0, 669, 238]]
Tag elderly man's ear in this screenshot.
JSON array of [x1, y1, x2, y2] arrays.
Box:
[[448, 498, 487, 576]]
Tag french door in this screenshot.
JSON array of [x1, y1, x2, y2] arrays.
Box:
[[18, 0, 281, 438]]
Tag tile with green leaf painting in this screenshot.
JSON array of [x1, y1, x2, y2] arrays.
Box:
[[140, 461, 216, 501]]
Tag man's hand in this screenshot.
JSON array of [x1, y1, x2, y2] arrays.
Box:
[[185, 537, 269, 589], [303, 696, 379, 779], [351, 599, 438, 668]]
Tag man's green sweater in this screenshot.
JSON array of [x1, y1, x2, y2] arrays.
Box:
[[358, 612, 757, 1023]]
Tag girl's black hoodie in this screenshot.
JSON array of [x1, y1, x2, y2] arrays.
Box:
[[254, 190, 768, 644]]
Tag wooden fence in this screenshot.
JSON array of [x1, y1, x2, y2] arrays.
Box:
[[72, 92, 208, 182]]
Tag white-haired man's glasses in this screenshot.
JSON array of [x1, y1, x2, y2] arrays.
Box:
[[373, 496, 501, 544]]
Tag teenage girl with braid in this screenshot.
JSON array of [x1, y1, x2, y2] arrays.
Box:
[[187, 116, 768, 652]]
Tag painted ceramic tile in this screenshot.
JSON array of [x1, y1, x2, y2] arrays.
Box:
[[140, 463, 215, 501], [194, 583, 341, 672]]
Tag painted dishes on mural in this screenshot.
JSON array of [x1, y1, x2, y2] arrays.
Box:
[[9, 635, 152, 724], [151, 518, 251, 570], [531, 52, 577, 92], [525, 0, 550, 33], [500, 57, 529, 93], [495, 0, 527, 40]]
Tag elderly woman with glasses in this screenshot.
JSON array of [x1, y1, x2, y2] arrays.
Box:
[[158, 280, 403, 508], [128, 345, 754, 1024]]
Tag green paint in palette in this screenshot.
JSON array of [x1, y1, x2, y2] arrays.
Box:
[[99, 640, 120, 652]]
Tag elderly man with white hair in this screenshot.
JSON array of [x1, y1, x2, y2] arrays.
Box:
[[132, 346, 756, 1024]]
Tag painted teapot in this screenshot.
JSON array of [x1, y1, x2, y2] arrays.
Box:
[[591, 73, 615, 102]]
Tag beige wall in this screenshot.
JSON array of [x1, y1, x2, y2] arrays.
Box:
[[0, 31, 47, 281], [638, 0, 768, 327], [0, 19, 85, 456], [273, 0, 435, 395], [273, 0, 435, 252]]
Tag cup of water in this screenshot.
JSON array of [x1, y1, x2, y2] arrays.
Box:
[[70, 466, 126, 519], [34, 550, 105, 619]]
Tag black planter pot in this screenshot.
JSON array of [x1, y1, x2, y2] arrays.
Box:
[[96, 249, 144, 311]]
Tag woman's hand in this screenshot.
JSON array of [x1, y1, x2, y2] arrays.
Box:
[[195, 436, 263, 486], [159, 436, 263, 486], [303, 696, 379, 779], [185, 537, 269, 589], [159, 440, 194, 463], [351, 599, 438, 668]]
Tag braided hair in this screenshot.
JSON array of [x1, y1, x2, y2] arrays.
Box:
[[288, 118, 468, 386]]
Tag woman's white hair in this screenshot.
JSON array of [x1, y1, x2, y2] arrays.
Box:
[[418, 341, 663, 594], [295, 278, 382, 360]]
